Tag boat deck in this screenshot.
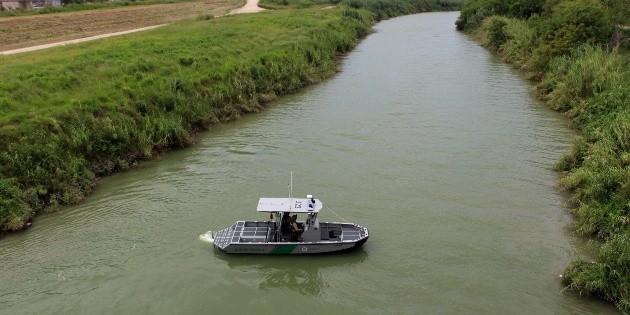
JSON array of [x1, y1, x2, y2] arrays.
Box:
[[213, 221, 271, 248], [213, 221, 364, 249]]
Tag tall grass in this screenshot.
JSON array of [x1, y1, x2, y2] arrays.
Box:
[[461, 0, 629, 312], [0, 0, 463, 233], [0, 7, 373, 232], [259, 0, 463, 18]]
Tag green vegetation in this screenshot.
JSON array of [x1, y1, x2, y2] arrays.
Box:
[[0, 7, 373, 231], [259, 0, 462, 19], [1, 0, 462, 17], [455, 0, 544, 31], [0, 0, 464, 233], [457, 0, 629, 312]]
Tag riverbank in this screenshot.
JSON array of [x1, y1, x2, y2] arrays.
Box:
[[0, 7, 371, 233], [0, 0, 462, 234], [456, 0, 629, 312]]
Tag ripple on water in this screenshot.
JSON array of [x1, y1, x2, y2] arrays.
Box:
[[0, 11, 618, 315]]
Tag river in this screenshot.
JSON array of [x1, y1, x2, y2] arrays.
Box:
[[0, 12, 618, 314]]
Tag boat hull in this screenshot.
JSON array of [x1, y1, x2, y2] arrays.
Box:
[[218, 237, 368, 254], [208, 220, 369, 255]]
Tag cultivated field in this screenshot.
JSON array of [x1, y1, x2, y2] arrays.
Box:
[[0, 0, 242, 51]]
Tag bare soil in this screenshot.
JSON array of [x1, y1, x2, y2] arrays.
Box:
[[0, 0, 241, 51]]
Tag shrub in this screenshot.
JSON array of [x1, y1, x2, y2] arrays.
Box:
[[529, 0, 614, 73], [456, 0, 516, 30], [508, 0, 544, 19], [603, 0, 630, 25], [487, 17, 509, 49]]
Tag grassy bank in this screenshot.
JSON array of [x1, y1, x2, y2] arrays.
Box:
[[0, 7, 374, 231], [0, 0, 463, 233], [456, 0, 629, 312]]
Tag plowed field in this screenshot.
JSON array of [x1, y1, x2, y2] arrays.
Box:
[[0, 0, 241, 51]]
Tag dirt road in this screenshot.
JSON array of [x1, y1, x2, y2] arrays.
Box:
[[230, 0, 264, 14], [0, 0, 240, 53]]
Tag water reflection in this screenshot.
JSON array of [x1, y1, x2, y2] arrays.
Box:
[[216, 249, 368, 296]]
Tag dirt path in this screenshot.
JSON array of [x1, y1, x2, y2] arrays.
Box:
[[0, 0, 241, 55], [1, 25, 165, 55], [230, 0, 264, 14]]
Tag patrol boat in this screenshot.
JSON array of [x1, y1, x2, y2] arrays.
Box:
[[200, 195, 369, 254]]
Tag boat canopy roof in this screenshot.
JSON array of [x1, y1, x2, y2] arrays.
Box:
[[256, 198, 322, 213]]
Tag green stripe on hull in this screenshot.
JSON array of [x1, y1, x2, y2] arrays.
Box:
[[271, 244, 298, 254]]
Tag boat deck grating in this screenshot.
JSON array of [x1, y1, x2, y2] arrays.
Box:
[[214, 221, 271, 248], [215, 221, 365, 248]]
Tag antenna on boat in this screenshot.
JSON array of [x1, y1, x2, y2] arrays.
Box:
[[289, 170, 293, 204]]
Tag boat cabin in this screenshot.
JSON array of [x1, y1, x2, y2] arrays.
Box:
[[257, 195, 323, 242], [204, 194, 369, 254]]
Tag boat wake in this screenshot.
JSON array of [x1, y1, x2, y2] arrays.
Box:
[[199, 231, 214, 244]]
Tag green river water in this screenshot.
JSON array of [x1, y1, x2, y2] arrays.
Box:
[[0, 12, 619, 314]]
